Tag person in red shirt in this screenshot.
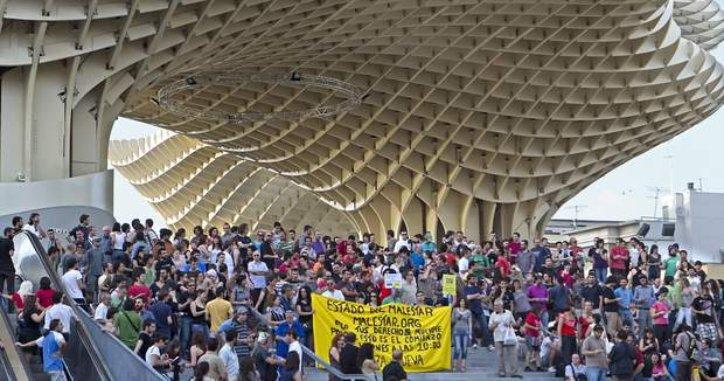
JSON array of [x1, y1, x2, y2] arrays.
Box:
[[522, 308, 542, 371], [341, 245, 357, 266], [557, 307, 578, 374], [578, 301, 596, 339], [35, 277, 56, 309], [495, 254, 511, 279], [336, 235, 356, 256], [609, 238, 629, 278], [128, 270, 152, 304], [558, 264, 575, 289], [442, 244, 457, 266], [508, 233, 522, 264]]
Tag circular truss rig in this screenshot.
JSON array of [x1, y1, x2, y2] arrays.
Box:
[[155, 71, 365, 123]]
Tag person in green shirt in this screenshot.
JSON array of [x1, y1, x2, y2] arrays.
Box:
[[114, 298, 142, 349], [664, 250, 679, 280], [471, 249, 490, 280], [142, 260, 156, 287], [421, 232, 437, 254]]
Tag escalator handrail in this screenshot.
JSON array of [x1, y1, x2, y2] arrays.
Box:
[[0, 345, 17, 381], [247, 307, 371, 381], [0, 303, 30, 381], [21, 231, 165, 381], [17, 231, 113, 381]]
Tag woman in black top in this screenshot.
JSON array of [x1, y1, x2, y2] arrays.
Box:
[[17, 294, 44, 360], [279, 351, 301, 381], [296, 286, 313, 334], [135, 319, 156, 359], [647, 245, 662, 280], [639, 328, 659, 356], [189, 291, 209, 342]]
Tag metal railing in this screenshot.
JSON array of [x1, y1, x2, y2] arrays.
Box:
[[17, 231, 166, 381], [14, 231, 112, 380], [0, 302, 30, 381], [247, 306, 372, 381], [0, 290, 74, 381]]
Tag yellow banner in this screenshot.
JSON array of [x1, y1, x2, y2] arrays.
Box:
[[312, 294, 451, 372]]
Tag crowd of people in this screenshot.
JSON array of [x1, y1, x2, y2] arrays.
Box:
[[0, 211, 722, 381]]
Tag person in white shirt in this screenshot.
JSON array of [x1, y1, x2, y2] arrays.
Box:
[[94, 293, 110, 322], [286, 330, 303, 373], [687, 268, 702, 293], [144, 218, 159, 244], [393, 231, 411, 253], [299, 236, 317, 260], [399, 271, 418, 305], [44, 292, 73, 335], [248, 251, 269, 293], [145, 334, 172, 371], [564, 353, 586, 381], [219, 329, 240, 379], [320, 280, 344, 300], [22, 212, 47, 239], [61, 257, 85, 307], [458, 249, 471, 279], [16, 319, 67, 379], [488, 299, 521, 378], [218, 251, 235, 277]]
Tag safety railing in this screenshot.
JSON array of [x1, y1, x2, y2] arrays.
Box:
[[18, 231, 167, 381], [14, 231, 112, 380], [0, 302, 29, 381], [0, 292, 74, 381], [247, 306, 372, 381]]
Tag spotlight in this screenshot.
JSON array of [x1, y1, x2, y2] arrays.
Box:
[[290, 71, 301, 82]]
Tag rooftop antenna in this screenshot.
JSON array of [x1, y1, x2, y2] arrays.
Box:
[[564, 204, 588, 229], [646, 186, 664, 218], [698, 177, 704, 191], [664, 153, 674, 196]]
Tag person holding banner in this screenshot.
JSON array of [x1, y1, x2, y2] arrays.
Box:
[[328, 333, 345, 381], [489, 299, 522, 378], [340, 332, 361, 375], [358, 343, 380, 379]]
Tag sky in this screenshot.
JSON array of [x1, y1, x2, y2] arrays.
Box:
[[110, 46, 724, 228]]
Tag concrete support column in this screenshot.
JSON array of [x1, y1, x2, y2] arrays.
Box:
[[71, 89, 118, 176], [1, 65, 67, 181], [0, 66, 119, 224]]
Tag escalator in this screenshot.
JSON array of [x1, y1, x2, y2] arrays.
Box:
[[0, 283, 65, 381], [13, 231, 164, 381], [0, 296, 32, 381]]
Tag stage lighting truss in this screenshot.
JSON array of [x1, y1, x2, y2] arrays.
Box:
[[156, 71, 365, 123]]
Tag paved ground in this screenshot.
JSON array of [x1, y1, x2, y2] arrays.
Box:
[[304, 346, 561, 380]]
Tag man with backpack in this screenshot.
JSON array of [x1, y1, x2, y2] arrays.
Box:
[[672, 324, 697, 381]]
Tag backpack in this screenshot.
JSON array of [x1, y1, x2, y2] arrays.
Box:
[[684, 332, 697, 358]]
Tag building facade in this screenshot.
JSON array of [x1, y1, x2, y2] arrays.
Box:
[[1, 0, 724, 239]]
